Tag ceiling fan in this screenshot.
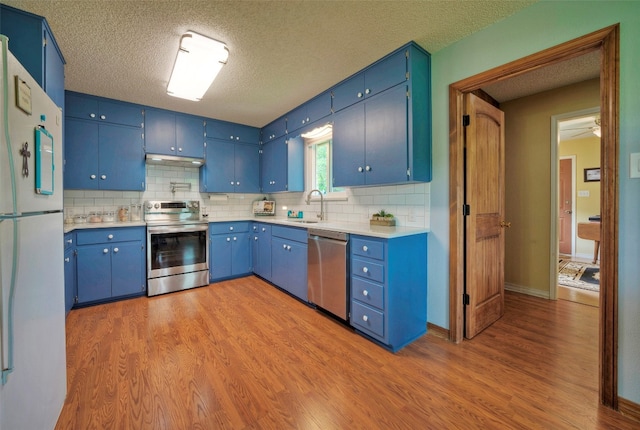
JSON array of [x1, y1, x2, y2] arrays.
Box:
[[561, 116, 601, 139]]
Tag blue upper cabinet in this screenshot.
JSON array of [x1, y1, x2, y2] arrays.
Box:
[[261, 135, 303, 193], [66, 91, 143, 127], [261, 116, 287, 143], [64, 92, 145, 191], [333, 42, 431, 186], [205, 119, 260, 144], [0, 4, 66, 108], [200, 139, 260, 193], [144, 108, 204, 158], [332, 49, 407, 113], [286, 91, 332, 134]]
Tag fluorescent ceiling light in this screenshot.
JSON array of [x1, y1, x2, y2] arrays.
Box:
[[167, 31, 228, 101]]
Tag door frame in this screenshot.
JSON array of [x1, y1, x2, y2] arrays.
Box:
[[448, 25, 619, 408]]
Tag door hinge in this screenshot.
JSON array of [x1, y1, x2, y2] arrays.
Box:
[[463, 204, 470, 216], [463, 115, 470, 126], [406, 72, 410, 80], [74, 296, 78, 304], [407, 168, 411, 177], [463, 294, 470, 305], [405, 50, 409, 58]]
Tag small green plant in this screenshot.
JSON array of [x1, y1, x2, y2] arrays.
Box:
[[373, 209, 394, 219]]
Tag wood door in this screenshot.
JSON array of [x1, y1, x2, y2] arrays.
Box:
[[559, 158, 573, 255], [464, 93, 506, 339]]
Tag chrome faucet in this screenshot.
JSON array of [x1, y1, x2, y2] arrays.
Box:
[[306, 189, 324, 221]]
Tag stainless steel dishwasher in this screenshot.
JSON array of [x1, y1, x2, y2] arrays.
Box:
[[307, 229, 350, 321]]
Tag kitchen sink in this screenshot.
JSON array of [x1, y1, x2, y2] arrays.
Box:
[[288, 219, 319, 224]]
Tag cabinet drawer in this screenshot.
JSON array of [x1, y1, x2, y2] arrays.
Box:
[[76, 227, 143, 245], [351, 301, 384, 339], [352, 258, 384, 283], [352, 237, 384, 260], [352, 277, 384, 311], [209, 222, 250, 235], [271, 225, 307, 243]]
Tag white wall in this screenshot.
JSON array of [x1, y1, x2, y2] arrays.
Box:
[[430, 0, 639, 405], [64, 165, 430, 229]]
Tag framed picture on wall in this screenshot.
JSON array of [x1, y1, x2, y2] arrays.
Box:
[[584, 167, 601, 182]]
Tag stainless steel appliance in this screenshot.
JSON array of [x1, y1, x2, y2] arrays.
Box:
[[307, 229, 350, 320], [0, 37, 67, 429], [145, 200, 209, 296]]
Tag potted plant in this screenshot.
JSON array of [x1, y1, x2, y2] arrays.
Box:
[[370, 209, 396, 226]]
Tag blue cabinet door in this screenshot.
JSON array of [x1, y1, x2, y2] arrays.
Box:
[[231, 233, 251, 276], [43, 26, 65, 108], [76, 244, 112, 303], [363, 85, 409, 185], [333, 103, 365, 187], [64, 247, 76, 314], [66, 92, 99, 120], [144, 109, 175, 155], [176, 114, 204, 158], [261, 117, 287, 143], [234, 143, 260, 193], [99, 124, 145, 190], [363, 49, 407, 99], [64, 118, 99, 189], [206, 119, 260, 144], [252, 223, 272, 281], [332, 73, 365, 113], [66, 92, 143, 127], [111, 241, 145, 297], [201, 139, 235, 192], [210, 235, 232, 280], [261, 136, 287, 193], [271, 237, 307, 301]]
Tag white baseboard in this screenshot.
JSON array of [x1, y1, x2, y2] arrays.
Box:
[[505, 283, 550, 299]]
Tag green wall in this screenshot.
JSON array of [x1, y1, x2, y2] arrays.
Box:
[[429, 1, 640, 404]]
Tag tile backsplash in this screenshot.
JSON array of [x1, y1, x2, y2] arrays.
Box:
[[64, 165, 430, 228]]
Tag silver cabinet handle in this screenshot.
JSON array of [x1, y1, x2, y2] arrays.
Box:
[[226, 237, 231, 242], [113, 247, 119, 253], [358, 167, 363, 173], [229, 226, 234, 231], [103, 248, 109, 254], [362, 315, 369, 322], [236, 136, 239, 140], [100, 114, 106, 120], [101, 174, 107, 180], [254, 237, 258, 241], [170, 146, 175, 151], [230, 135, 234, 140], [233, 237, 237, 241], [236, 181, 240, 186], [107, 234, 114, 240], [362, 245, 368, 252], [362, 267, 369, 273], [178, 147, 183, 152], [262, 228, 266, 232], [64, 257, 70, 263], [90, 113, 96, 118], [66, 239, 73, 244], [363, 290, 369, 296], [90, 174, 96, 179], [365, 166, 371, 171], [365, 88, 371, 95], [357, 92, 363, 98], [230, 181, 235, 185], [253, 226, 257, 231], [283, 244, 287, 249], [287, 245, 291, 251]]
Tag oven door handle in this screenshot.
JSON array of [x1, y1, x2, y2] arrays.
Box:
[[147, 224, 208, 234]]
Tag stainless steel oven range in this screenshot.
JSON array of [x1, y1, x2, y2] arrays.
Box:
[[145, 200, 209, 296]]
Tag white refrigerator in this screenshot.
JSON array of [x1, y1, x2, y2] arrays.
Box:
[[0, 35, 67, 429]]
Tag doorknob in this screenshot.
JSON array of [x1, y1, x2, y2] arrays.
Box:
[[500, 221, 511, 228], [564, 210, 572, 214]]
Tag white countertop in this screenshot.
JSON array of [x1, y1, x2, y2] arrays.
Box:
[[64, 218, 428, 239]]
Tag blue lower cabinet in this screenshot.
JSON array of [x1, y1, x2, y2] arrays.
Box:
[[350, 233, 427, 352], [251, 223, 272, 281], [271, 226, 307, 301], [209, 222, 251, 282], [75, 227, 146, 305], [63, 232, 76, 315]]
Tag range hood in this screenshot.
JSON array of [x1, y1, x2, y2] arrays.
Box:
[[145, 153, 205, 168]]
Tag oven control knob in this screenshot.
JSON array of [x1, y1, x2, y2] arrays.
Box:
[[154, 203, 160, 209], [192, 201, 199, 208], [146, 202, 153, 209]]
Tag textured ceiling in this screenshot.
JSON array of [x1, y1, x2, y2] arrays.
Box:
[[2, 0, 541, 127]]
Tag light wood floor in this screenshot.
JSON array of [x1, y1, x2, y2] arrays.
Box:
[[56, 276, 637, 429]]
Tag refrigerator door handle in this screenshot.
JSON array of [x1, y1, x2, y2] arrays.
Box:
[[0, 218, 18, 384]]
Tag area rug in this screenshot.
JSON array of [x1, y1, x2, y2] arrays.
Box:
[[558, 260, 600, 292]]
